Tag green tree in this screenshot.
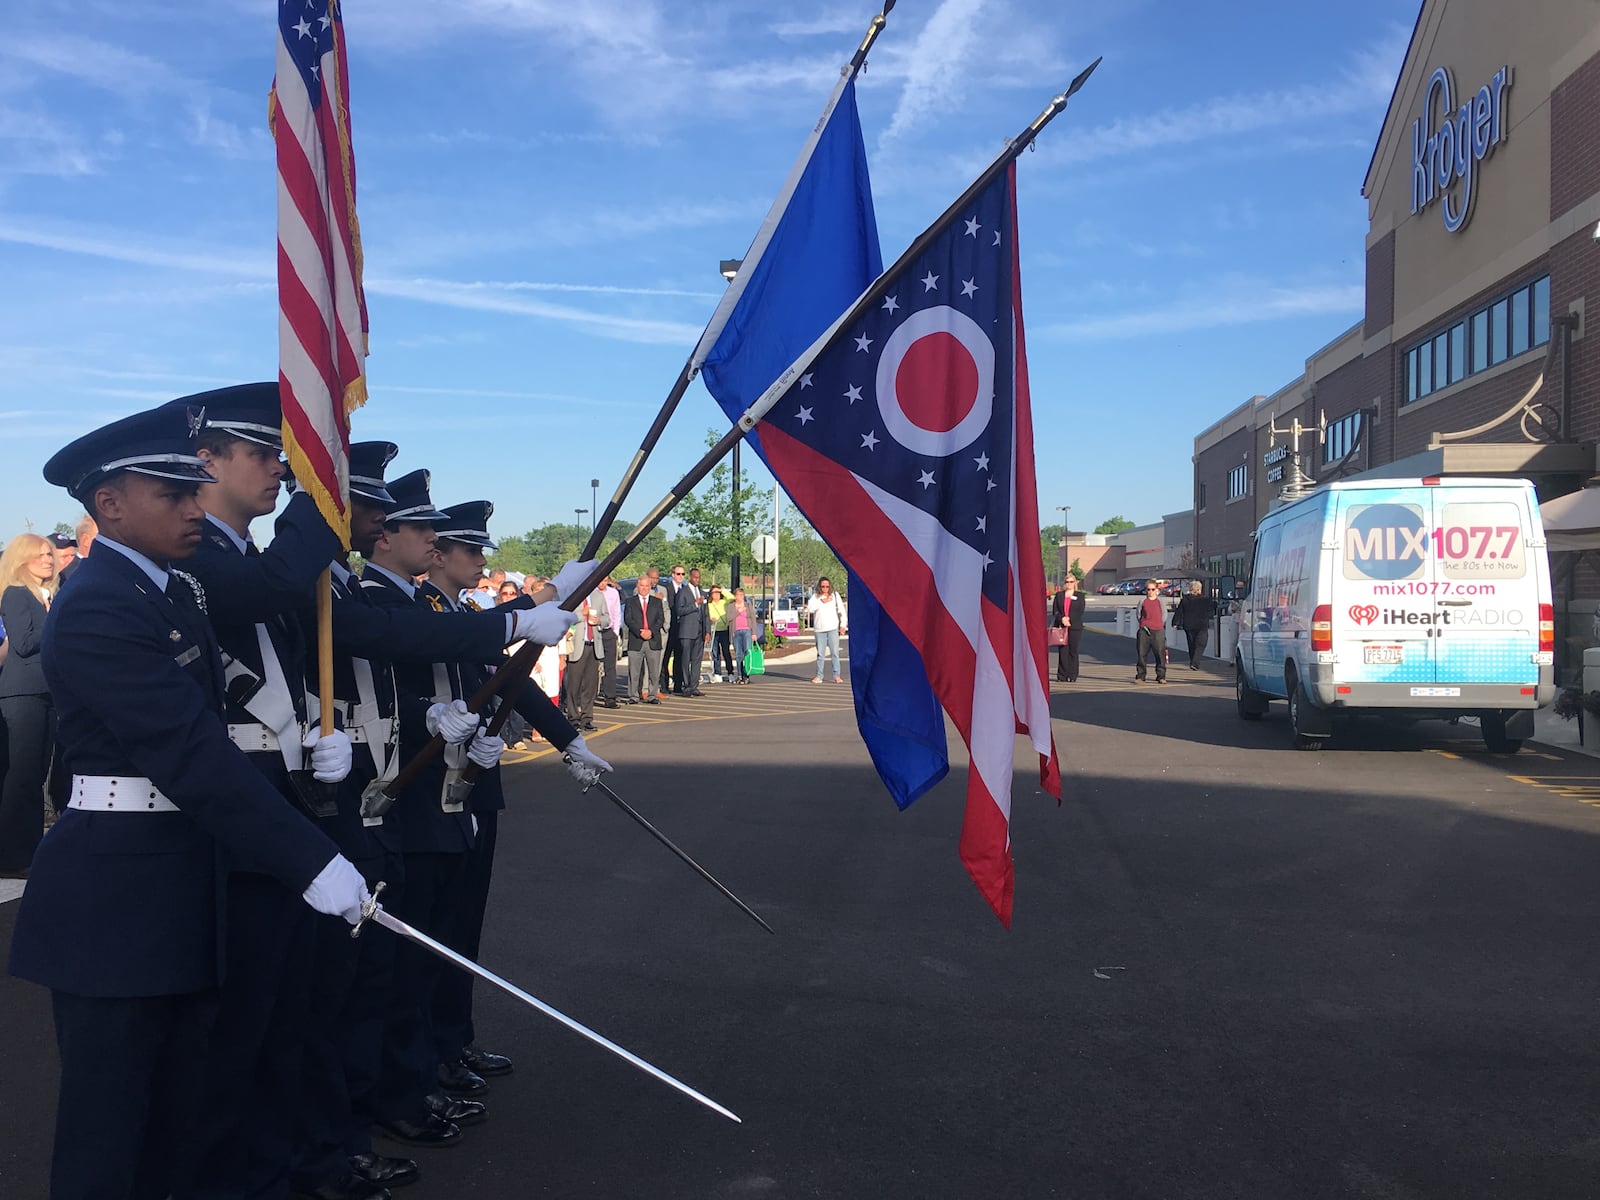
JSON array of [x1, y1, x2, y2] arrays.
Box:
[[53, 521, 74, 537], [1039, 522, 1064, 582], [1069, 557, 1085, 581], [672, 429, 772, 587], [1094, 515, 1136, 535]]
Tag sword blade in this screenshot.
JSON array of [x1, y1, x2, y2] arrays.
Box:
[[367, 907, 741, 1123], [583, 773, 776, 935]]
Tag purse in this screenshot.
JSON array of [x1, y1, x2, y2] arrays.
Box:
[[1046, 627, 1069, 646]]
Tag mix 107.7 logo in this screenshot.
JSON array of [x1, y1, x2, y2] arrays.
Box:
[[1342, 501, 1528, 581]]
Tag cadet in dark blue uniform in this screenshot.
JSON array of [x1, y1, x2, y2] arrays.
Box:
[[420, 502, 606, 1098], [292, 447, 584, 1189], [7, 405, 370, 1200], [174, 387, 361, 1200]]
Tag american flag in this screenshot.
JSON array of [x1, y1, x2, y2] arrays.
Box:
[[270, 0, 368, 544], [756, 162, 1059, 925]]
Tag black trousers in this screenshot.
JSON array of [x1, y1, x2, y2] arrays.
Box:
[[1182, 625, 1210, 665], [1057, 629, 1082, 681], [713, 629, 734, 677], [50, 988, 219, 1200], [675, 636, 702, 694], [432, 808, 498, 1058], [376, 851, 466, 1123], [294, 847, 397, 1187], [599, 628, 618, 701], [1135, 627, 1167, 680], [0, 693, 52, 871], [191, 870, 315, 1199]]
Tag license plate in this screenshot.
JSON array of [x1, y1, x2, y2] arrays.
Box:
[[1364, 645, 1404, 665], [1409, 686, 1462, 697]]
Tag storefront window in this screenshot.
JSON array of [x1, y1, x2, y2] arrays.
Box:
[[1510, 285, 1530, 356], [1399, 274, 1549, 406]]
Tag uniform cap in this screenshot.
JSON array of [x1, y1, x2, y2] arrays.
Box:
[[349, 441, 399, 505], [384, 468, 448, 523], [433, 500, 497, 551], [43, 405, 215, 502], [162, 383, 283, 450]]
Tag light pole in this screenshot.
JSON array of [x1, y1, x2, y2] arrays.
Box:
[[574, 508, 588, 542], [720, 258, 744, 589], [1056, 505, 1071, 587]]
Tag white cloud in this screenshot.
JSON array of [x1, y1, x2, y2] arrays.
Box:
[[878, 0, 988, 147], [1041, 281, 1363, 343], [1, 34, 170, 96], [1049, 28, 1408, 167], [770, 10, 862, 39], [372, 277, 717, 302], [365, 278, 700, 345], [0, 108, 102, 178]]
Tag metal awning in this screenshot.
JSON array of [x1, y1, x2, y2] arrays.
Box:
[[1348, 441, 1593, 481]]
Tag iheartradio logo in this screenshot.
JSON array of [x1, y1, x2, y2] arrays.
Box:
[[1349, 605, 1380, 626]]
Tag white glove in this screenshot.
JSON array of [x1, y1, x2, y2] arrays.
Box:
[[302, 854, 371, 926], [467, 731, 505, 770], [549, 559, 598, 604], [563, 734, 613, 787], [426, 698, 480, 745], [511, 603, 580, 647], [302, 726, 353, 783]]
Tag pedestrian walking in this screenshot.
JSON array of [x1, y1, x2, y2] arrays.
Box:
[[1172, 581, 1217, 670]]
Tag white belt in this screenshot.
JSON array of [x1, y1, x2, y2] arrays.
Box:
[[69, 775, 180, 813], [227, 722, 284, 753]]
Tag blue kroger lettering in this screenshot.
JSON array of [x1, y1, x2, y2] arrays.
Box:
[[1410, 65, 1512, 233]]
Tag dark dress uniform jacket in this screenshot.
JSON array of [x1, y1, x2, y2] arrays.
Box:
[[624, 592, 666, 650], [7, 545, 338, 997], [359, 567, 475, 855]]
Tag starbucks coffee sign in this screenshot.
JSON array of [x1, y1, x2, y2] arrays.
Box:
[[1410, 64, 1512, 233]]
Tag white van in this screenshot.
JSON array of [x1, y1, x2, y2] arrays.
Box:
[[1235, 477, 1555, 752]]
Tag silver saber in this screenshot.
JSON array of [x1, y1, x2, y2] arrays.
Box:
[[351, 883, 741, 1124]]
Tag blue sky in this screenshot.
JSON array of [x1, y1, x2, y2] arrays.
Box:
[[0, 0, 1415, 542]]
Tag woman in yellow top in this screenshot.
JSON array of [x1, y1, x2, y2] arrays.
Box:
[[707, 585, 735, 683]]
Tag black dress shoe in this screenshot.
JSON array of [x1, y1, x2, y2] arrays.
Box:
[[645, 697, 660, 705], [374, 1115, 461, 1147], [425, 1091, 486, 1127], [291, 1171, 392, 1200], [0, 867, 28, 880], [436, 1060, 488, 1095], [581, 720, 597, 731], [350, 1152, 420, 1188], [602, 698, 619, 709], [460, 1044, 513, 1076]]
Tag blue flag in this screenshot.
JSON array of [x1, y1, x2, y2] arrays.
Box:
[[697, 77, 950, 809]]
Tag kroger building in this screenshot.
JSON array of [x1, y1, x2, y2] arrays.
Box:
[[1192, 0, 1600, 650]]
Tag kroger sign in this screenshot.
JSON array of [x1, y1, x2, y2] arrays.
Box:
[[1410, 64, 1512, 233]]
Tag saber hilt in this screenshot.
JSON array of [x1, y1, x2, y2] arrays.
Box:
[[350, 879, 386, 939]]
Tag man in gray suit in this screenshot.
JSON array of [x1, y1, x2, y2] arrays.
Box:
[[565, 590, 604, 729], [670, 565, 706, 697]]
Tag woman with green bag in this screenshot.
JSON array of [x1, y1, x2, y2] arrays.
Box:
[[731, 588, 761, 681]]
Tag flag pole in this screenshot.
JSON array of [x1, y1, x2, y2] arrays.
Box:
[[580, 0, 897, 561], [410, 3, 903, 798], [317, 568, 335, 735], [386, 61, 1102, 796]]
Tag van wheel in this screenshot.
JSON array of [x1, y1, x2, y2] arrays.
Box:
[[1236, 661, 1266, 720], [1288, 683, 1325, 751], [1480, 714, 1523, 754]]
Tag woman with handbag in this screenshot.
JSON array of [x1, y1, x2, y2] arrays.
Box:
[[806, 577, 847, 683], [1050, 577, 1086, 683], [0, 532, 59, 877]]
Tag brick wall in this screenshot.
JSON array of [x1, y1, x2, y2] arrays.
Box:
[[1550, 226, 1600, 445], [1551, 50, 1600, 220], [1309, 352, 1386, 481], [1194, 424, 1256, 568], [1365, 231, 1395, 336]]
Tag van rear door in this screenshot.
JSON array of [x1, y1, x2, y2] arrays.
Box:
[[1427, 484, 1541, 688], [1332, 487, 1442, 688]]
